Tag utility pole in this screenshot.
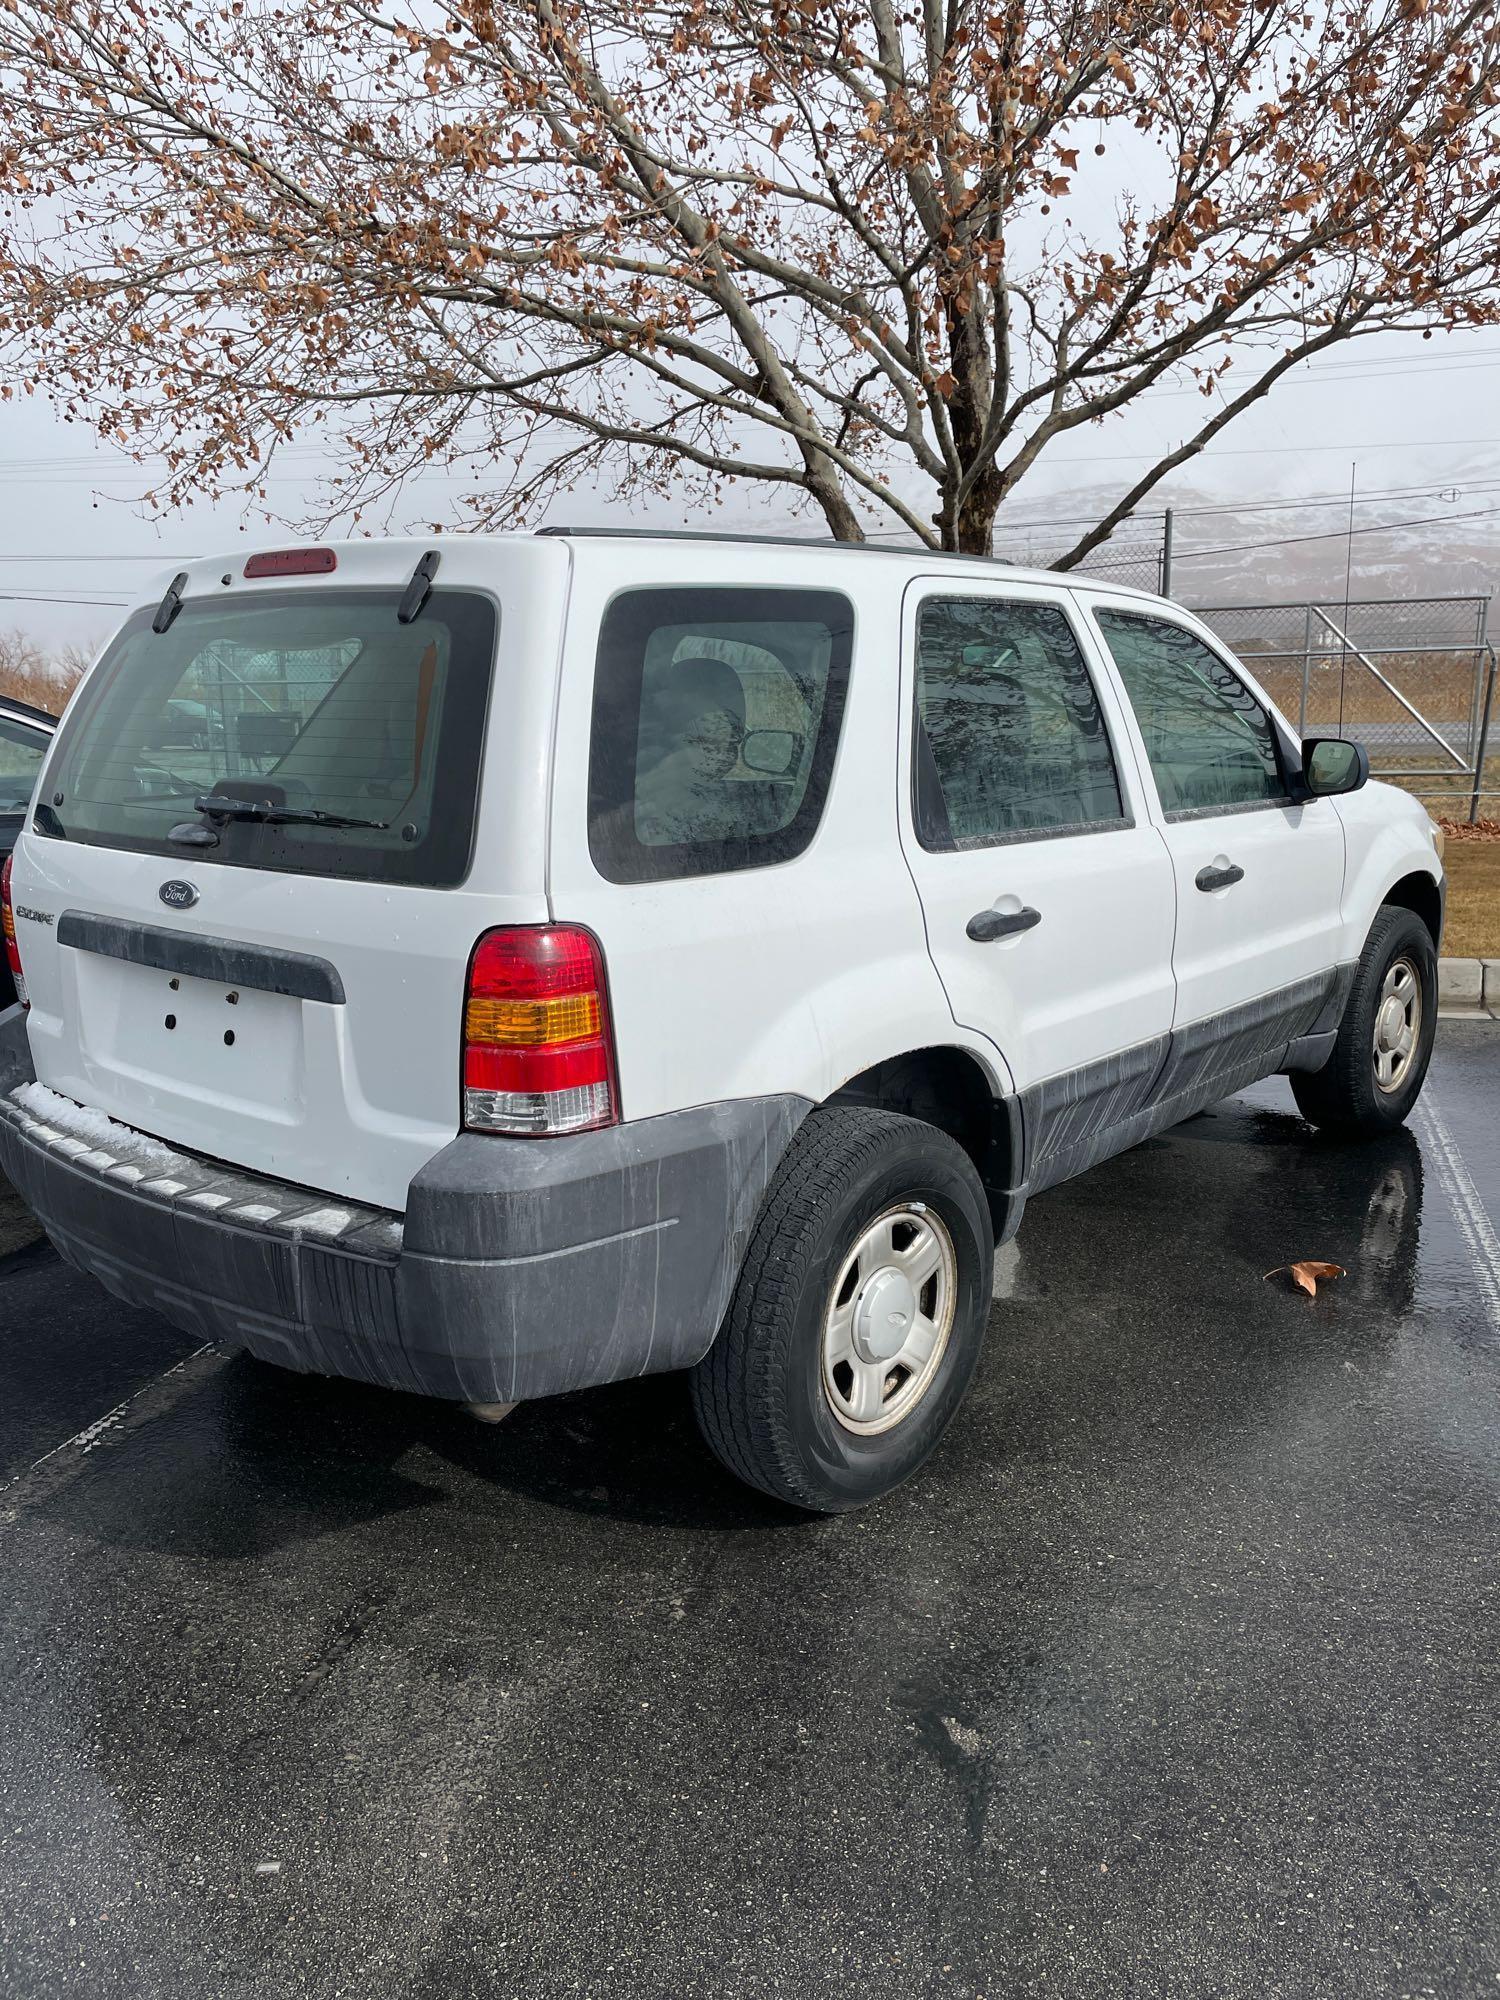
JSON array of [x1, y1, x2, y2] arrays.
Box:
[[1160, 509, 1174, 597]]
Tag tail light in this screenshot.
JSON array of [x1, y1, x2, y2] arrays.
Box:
[[463, 925, 618, 1136], [1, 855, 26, 1009], [243, 548, 338, 578]]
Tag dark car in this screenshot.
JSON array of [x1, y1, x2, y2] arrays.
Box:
[[141, 695, 225, 751], [0, 697, 57, 1009]]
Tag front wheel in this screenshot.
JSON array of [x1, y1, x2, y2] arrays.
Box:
[[689, 1107, 994, 1512], [1291, 905, 1437, 1137]]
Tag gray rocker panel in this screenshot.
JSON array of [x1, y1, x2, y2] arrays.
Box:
[[1021, 963, 1355, 1196]]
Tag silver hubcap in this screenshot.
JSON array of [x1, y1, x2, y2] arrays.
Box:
[[1373, 955, 1422, 1094], [821, 1204, 956, 1436]]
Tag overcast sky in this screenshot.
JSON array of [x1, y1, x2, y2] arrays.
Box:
[[1, 324, 1497, 659]]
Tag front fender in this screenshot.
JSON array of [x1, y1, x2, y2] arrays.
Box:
[[1335, 784, 1443, 957]]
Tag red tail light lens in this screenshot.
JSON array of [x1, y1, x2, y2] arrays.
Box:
[[1, 854, 27, 1009], [463, 926, 618, 1136]]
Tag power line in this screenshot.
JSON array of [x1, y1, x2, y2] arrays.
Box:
[[0, 480, 1481, 566], [0, 552, 199, 563], [0, 591, 130, 606], [1169, 480, 1500, 520], [999, 478, 1500, 533], [1174, 502, 1500, 562], [5, 429, 1500, 489], [1138, 347, 1500, 401], [1049, 435, 1500, 465]]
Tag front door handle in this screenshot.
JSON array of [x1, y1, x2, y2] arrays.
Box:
[[1195, 862, 1245, 893], [967, 906, 1042, 942]]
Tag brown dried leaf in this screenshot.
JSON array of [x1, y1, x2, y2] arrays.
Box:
[[1263, 1260, 1347, 1298]]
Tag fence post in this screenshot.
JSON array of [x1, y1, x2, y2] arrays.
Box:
[[1300, 603, 1314, 734], [1471, 595, 1492, 764], [1160, 510, 1174, 597], [1470, 643, 1497, 825]]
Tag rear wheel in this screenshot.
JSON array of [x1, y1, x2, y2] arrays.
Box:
[[1291, 906, 1437, 1137], [689, 1106, 993, 1512]]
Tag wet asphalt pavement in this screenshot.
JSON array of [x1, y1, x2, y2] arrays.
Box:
[[0, 1026, 1496, 1999]]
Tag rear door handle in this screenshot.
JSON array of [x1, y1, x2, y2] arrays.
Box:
[[1195, 862, 1245, 892], [966, 906, 1042, 942]]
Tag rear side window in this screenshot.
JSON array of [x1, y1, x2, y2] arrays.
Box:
[[38, 588, 495, 886], [0, 718, 51, 815], [1094, 609, 1284, 816], [588, 587, 853, 884], [914, 596, 1126, 849]]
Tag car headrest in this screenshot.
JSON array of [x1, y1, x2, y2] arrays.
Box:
[[655, 656, 746, 731]]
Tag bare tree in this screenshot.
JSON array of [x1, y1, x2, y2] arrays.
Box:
[[1, 0, 1498, 555], [0, 636, 75, 716], [49, 642, 98, 693], [0, 630, 44, 687]]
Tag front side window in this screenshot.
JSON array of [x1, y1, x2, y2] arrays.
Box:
[[36, 589, 496, 887], [587, 586, 853, 884], [914, 596, 1125, 850], [0, 718, 51, 815], [1095, 610, 1284, 816]]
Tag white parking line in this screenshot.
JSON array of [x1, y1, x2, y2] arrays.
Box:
[[0, 1343, 220, 1519], [1414, 1098, 1500, 1334]]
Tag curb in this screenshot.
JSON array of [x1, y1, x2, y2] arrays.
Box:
[[1437, 957, 1500, 1021]]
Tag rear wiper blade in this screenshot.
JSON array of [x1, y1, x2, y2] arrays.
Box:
[[193, 794, 390, 831]]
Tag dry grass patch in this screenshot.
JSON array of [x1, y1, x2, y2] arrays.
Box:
[[1438, 830, 1500, 959]]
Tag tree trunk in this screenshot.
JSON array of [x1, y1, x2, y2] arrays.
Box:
[[935, 299, 1002, 554], [807, 462, 866, 542], [935, 464, 1003, 554]]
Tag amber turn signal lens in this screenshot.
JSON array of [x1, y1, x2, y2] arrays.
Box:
[[464, 992, 601, 1047]]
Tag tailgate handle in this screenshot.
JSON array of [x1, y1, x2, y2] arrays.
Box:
[[966, 906, 1041, 942]]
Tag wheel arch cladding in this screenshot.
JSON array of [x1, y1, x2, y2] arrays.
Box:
[[1380, 868, 1444, 950], [823, 1044, 1021, 1234]]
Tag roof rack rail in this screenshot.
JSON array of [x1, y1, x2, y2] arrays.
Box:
[[535, 525, 1037, 565], [531, 524, 1158, 594], [537, 525, 868, 551]]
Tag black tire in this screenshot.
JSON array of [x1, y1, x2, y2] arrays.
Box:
[[1291, 905, 1437, 1137], [689, 1106, 993, 1512]]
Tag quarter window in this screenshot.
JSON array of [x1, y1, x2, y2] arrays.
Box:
[[913, 597, 1125, 850], [587, 587, 853, 884], [0, 718, 50, 815], [1095, 610, 1284, 815]]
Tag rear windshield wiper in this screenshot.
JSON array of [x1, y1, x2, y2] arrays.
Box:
[[192, 794, 391, 831]]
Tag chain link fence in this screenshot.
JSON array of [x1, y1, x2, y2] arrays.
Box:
[[992, 515, 1167, 594], [1197, 595, 1498, 820]]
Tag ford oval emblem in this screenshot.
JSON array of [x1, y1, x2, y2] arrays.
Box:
[[159, 879, 199, 910]]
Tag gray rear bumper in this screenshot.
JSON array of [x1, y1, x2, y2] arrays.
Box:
[[0, 1018, 807, 1403]]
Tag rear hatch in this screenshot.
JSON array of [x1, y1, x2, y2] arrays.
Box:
[[10, 540, 564, 1212]]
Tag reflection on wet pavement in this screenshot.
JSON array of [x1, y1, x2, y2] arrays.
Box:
[[0, 1025, 1495, 1999]]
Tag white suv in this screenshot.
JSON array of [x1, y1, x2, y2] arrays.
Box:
[[0, 532, 1444, 1510]]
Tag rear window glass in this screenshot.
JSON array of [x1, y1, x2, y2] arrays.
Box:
[[37, 588, 495, 887], [587, 586, 854, 884]]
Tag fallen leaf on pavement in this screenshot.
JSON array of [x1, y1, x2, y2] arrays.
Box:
[[1264, 1260, 1347, 1298]]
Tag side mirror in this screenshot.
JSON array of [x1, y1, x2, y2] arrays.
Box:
[[1302, 736, 1369, 797], [740, 728, 801, 776]]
